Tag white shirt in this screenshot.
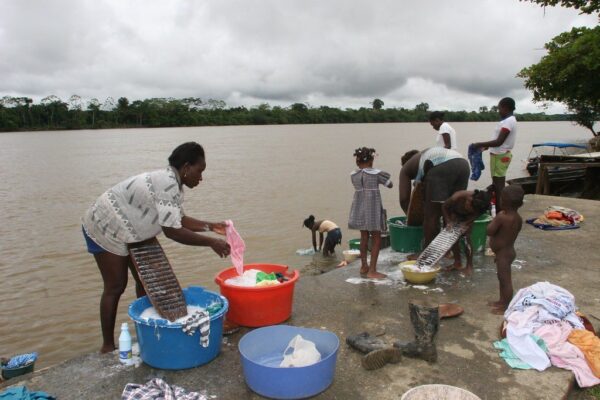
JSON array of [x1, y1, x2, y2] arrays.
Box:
[[435, 122, 457, 150], [82, 167, 185, 256], [415, 147, 463, 183], [490, 115, 517, 154]]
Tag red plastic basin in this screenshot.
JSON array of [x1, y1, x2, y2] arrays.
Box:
[[214, 264, 300, 327]]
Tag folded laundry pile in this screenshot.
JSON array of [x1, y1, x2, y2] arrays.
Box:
[[527, 206, 584, 230], [225, 269, 288, 287], [494, 282, 600, 387]]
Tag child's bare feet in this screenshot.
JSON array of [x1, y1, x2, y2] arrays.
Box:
[[447, 261, 463, 271], [487, 300, 503, 307], [459, 266, 473, 278], [367, 271, 387, 279], [490, 305, 507, 315], [100, 344, 116, 354]]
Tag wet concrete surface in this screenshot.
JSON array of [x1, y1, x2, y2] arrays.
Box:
[[2, 195, 599, 399]]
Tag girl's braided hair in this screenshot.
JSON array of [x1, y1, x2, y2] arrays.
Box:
[[353, 147, 376, 163]]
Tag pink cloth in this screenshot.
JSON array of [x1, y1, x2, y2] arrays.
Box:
[[225, 220, 246, 276], [535, 323, 600, 388]]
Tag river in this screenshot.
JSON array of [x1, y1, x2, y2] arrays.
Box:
[[0, 121, 591, 368]]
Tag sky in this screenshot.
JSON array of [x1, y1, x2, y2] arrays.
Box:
[[0, 0, 596, 113]]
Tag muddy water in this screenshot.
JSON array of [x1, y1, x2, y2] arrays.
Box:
[[0, 121, 590, 367]]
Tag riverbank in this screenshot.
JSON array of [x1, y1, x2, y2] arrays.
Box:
[[2, 194, 599, 399]]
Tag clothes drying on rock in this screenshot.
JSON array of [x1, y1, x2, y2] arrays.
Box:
[[122, 378, 207, 400], [504, 282, 583, 329], [494, 336, 547, 370], [225, 220, 245, 276], [468, 144, 485, 181], [497, 282, 600, 387], [568, 329, 600, 378], [535, 322, 600, 387], [526, 206, 584, 231], [181, 310, 211, 348]]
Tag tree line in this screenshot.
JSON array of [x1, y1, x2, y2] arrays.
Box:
[[0, 95, 570, 132]]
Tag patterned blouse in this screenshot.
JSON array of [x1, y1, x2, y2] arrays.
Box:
[[82, 167, 185, 256]]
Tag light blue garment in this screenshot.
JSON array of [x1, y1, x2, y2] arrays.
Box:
[[0, 387, 55, 400], [6, 353, 37, 369], [415, 147, 463, 183], [493, 335, 548, 369]]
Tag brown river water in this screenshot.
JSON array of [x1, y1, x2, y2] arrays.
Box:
[[0, 121, 590, 368]]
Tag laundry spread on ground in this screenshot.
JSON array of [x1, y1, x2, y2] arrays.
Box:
[[225, 220, 246, 276], [527, 206, 584, 230], [0, 387, 55, 400], [496, 282, 600, 387], [122, 378, 208, 400], [224, 269, 287, 287]]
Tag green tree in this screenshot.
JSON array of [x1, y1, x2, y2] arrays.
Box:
[[518, 26, 600, 135], [372, 98, 384, 110], [414, 102, 429, 112], [520, 0, 600, 14]]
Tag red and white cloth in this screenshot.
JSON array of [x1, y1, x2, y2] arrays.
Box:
[[225, 220, 246, 276]]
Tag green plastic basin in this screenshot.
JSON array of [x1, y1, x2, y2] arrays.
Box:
[[388, 216, 423, 253], [470, 214, 492, 252]]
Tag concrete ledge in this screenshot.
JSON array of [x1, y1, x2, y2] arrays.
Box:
[[3, 195, 599, 399]]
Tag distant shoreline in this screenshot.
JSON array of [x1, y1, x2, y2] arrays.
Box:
[[1, 96, 572, 132]]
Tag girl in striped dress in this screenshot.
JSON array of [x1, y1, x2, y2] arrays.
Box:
[[348, 147, 393, 279]]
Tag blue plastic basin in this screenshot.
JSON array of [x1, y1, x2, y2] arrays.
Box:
[[128, 286, 228, 370], [239, 325, 339, 399]]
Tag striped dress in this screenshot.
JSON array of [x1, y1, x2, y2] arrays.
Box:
[[348, 168, 392, 231]]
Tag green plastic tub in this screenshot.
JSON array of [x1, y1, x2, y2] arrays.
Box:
[[470, 214, 492, 252], [348, 239, 361, 250], [388, 216, 423, 253]]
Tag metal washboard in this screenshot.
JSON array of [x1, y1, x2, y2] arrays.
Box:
[[416, 224, 469, 268], [128, 238, 187, 321]]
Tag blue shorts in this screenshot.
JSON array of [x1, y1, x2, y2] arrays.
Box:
[[82, 226, 106, 254]]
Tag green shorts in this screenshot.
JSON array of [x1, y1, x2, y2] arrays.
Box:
[[490, 152, 512, 178]]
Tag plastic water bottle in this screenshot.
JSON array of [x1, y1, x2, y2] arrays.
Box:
[[119, 322, 133, 365]]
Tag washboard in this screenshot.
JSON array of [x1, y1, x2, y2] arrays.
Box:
[[128, 238, 187, 322]]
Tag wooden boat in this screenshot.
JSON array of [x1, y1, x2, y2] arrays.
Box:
[[525, 142, 589, 176]]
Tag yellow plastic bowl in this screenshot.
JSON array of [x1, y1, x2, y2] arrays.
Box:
[[400, 260, 440, 284], [343, 250, 360, 263]]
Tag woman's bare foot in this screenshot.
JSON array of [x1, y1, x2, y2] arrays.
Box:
[[487, 300, 503, 307], [100, 344, 116, 354], [367, 271, 387, 279], [459, 266, 473, 278], [360, 264, 369, 277]]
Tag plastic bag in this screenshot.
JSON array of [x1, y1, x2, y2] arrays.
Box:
[[280, 334, 321, 368]]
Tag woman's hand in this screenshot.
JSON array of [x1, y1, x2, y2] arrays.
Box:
[[210, 238, 230, 258], [210, 222, 228, 235]]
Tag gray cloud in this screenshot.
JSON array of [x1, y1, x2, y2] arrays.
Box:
[[0, 0, 596, 113]]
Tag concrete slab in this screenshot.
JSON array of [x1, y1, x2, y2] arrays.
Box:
[[3, 195, 599, 399]]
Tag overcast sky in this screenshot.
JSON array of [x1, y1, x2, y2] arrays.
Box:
[[0, 1, 596, 113]]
